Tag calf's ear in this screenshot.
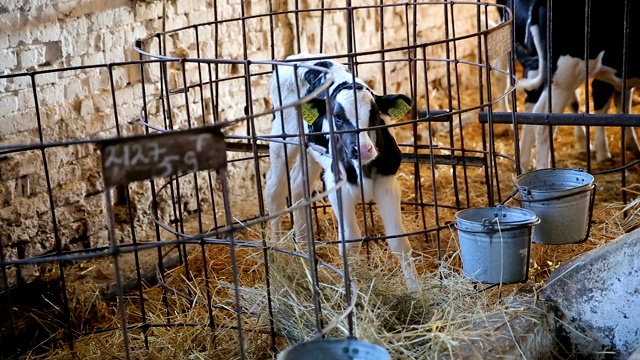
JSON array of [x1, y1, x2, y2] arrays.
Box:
[[375, 94, 413, 120], [300, 98, 327, 125]]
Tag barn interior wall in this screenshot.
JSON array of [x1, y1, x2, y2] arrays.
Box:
[[0, 0, 488, 286]]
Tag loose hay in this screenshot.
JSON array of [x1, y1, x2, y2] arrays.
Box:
[[27, 232, 548, 360]]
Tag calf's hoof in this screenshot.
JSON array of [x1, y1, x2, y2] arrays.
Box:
[[595, 153, 614, 164], [624, 145, 640, 160]]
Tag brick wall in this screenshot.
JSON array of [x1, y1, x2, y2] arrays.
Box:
[[0, 0, 495, 287]]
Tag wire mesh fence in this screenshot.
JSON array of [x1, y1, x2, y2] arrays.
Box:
[[0, 2, 538, 359]]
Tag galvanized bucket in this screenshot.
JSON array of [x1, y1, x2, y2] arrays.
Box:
[[277, 338, 390, 360], [516, 168, 596, 245], [455, 205, 540, 284]]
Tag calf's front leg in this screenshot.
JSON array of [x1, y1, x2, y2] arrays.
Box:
[[374, 175, 420, 291], [307, 146, 361, 255], [326, 185, 362, 258], [532, 86, 575, 170]]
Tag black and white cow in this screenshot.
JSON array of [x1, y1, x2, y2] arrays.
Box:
[[496, 0, 586, 166], [484, 1, 581, 142], [498, 0, 640, 171], [265, 53, 419, 290]]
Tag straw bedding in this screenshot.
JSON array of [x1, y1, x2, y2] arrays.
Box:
[[20, 88, 640, 359]]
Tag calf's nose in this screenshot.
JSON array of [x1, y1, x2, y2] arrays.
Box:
[[351, 143, 375, 160]]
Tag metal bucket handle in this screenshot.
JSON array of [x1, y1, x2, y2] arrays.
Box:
[[456, 205, 541, 233], [480, 217, 499, 232]]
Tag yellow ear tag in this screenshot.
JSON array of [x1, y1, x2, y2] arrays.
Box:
[[301, 102, 320, 125], [388, 99, 412, 120]]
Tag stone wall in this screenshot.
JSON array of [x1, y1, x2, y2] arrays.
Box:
[[0, 0, 498, 287]]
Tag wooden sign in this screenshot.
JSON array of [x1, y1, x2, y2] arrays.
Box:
[[100, 126, 227, 187]]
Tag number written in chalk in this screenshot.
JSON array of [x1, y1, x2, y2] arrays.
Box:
[[101, 130, 226, 187]]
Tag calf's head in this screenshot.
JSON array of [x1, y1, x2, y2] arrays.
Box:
[[303, 84, 412, 164]]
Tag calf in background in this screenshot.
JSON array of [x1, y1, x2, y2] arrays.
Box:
[[503, 0, 640, 171]]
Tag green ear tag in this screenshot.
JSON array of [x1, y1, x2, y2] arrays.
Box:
[[388, 99, 412, 120], [301, 102, 320, 125]]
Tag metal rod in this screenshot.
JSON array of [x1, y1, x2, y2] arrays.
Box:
[[479, 112, 640, 126]]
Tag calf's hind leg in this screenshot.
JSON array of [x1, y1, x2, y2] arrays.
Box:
[[265, 142, 301, 237], [288, 156, 323, 245], [590, 79, 615, 163], [615, 88, 640, 159]]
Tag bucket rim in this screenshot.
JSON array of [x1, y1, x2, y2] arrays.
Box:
[[454, 205, 540, 232], [277, 338, 390, 359], [515, 168, 594, 194], [515, 182, 595, 203]]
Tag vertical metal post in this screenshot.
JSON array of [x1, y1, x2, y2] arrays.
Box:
[[103, 185, 132, 360]]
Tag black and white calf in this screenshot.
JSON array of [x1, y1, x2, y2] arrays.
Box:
[[265, 53, 419, 290], [496, 0, 586, 168], [504, 0, 640, 171], [496, 0, 579, 113]]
